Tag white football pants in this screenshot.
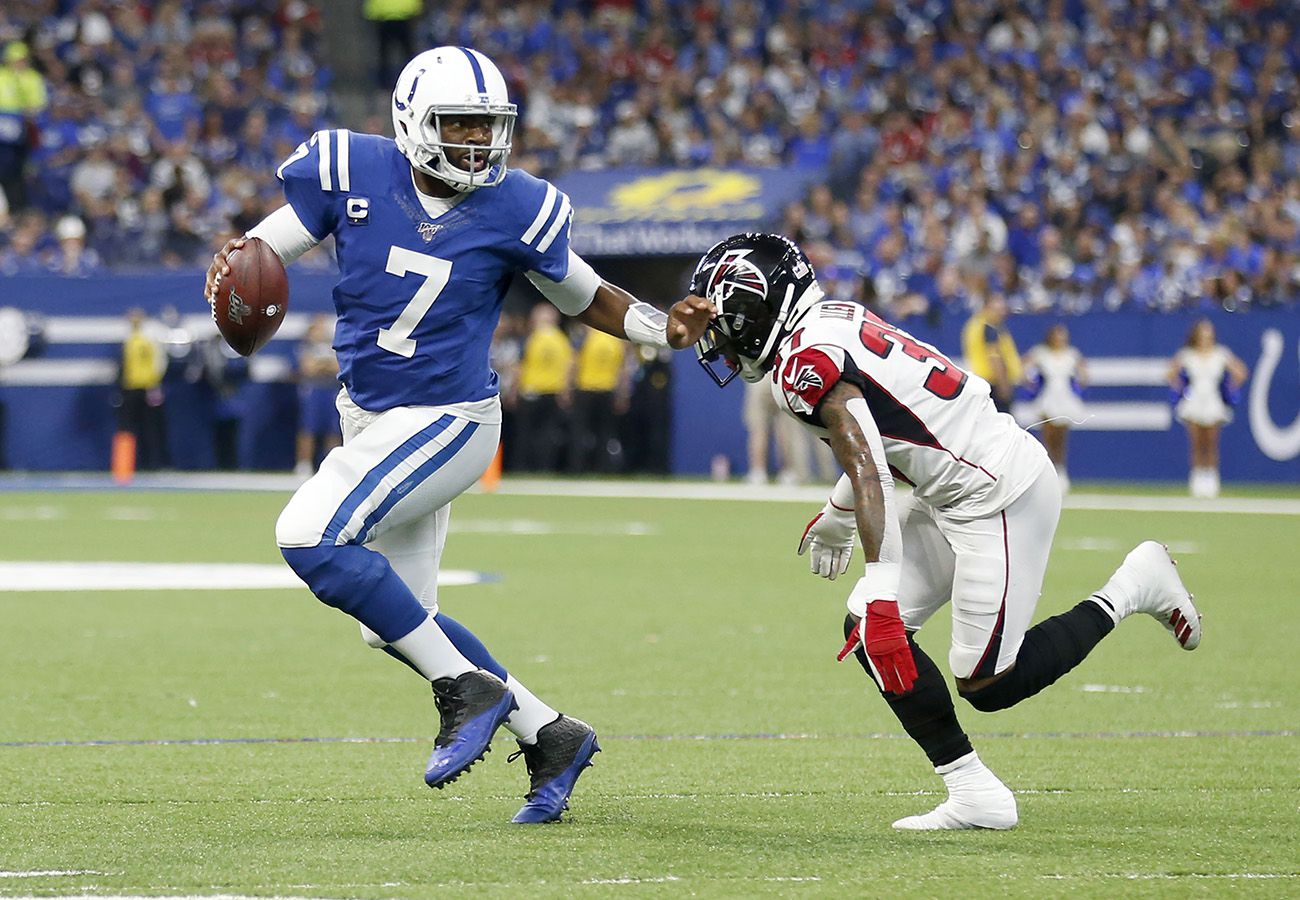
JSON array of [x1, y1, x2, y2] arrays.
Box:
[[276, 389, 501, 643], [897, 463, 1062, 680]]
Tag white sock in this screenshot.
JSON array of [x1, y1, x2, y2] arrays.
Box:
[[389, 615, 475, 681], [936, 750, 981, 779], [504, 675, 560, 744]]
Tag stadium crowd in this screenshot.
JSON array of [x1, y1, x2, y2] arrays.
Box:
[[0, 0, 1296, 315]]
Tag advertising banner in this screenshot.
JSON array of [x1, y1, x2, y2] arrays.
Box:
[[554, 167, 815, 257]]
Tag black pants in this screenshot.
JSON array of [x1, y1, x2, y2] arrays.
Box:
[[374, 18, 417, 88], [118, 388, 168, 471], [516, 394, 567, 473], [568, 390, 622, 474]]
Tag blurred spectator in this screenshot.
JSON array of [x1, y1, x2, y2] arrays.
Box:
[[743, 379, 811, 486], [515, 303, 572, 473], [294, 314, 341, 477], [365, 0, 421, 90], [962, 294, 1022, 414], [188, 334, 249, 471], [1, 0, 1296, 317], [115, 308, 168, 471], [49, 215, 103, 276], [490, 309, 526, 471], [0, 41, 48, 211], [568, 326, 627, 474]]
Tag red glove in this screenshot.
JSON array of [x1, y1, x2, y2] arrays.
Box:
[[839, 601, 917, 694]]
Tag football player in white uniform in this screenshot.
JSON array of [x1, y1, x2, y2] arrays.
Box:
[[691, 234, 1202, 830]]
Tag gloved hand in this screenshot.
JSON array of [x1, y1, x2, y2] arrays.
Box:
[[797, 503, 856, 580], [838, 600, 917, 694]]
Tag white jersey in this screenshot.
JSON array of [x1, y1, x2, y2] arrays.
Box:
[[769, 300, 1048, 521], [1025, 344, 1086, 422], [1174, 345, 1233, 426]]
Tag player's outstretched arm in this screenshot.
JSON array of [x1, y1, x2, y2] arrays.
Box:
[[576, 282, 713, 350]]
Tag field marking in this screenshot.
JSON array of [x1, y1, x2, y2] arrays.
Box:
[[1058, 537, 1201, 554], [0, 562, 490, 592], [1078, 684, 1149, 694], [582, 876, 681, 885], [2, 728, 1294, 750], [0, 871, 102, 878], [1041, 873, 1298, 881], [452, 518, 657, 536], [3, 472, 1300, 515]]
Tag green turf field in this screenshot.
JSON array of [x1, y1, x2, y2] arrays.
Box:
[[1, 486, 1297, 898]]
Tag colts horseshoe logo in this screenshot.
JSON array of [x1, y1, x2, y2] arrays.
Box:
[[1248, 329, 1300, 462]]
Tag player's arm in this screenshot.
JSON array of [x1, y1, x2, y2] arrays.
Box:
[[818, 381, 915, 694], [526, 250, 712, 350], [820, 382, 892, 575], [579, 281, 713, 351], [204, 205, 321, 302]]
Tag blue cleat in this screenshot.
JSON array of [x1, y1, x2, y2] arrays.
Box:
[[509, 714, 600, 823], [424, 670, 518, 789]]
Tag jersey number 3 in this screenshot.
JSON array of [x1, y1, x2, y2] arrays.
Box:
[[378, 246, 452, 358], [859, 314, 967, 400]]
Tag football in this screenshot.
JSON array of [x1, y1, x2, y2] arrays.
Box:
[[213, 237, 288, 356]]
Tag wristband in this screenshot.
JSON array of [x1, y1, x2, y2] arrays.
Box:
[[623, 301, 669, 348], [846, 564, 902, 616]]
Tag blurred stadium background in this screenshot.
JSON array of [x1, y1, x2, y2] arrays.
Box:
[[0, 0, 1296, 484]]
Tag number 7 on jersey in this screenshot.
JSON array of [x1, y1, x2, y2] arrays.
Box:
[[377, 246, 453, 358]]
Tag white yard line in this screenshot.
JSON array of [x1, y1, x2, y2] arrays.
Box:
[[2, 471, 1299, 514], [0, 562, 488, 592]]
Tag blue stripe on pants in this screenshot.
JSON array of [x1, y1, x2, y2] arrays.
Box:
[[353, 421, 479, 544], [321, 413, 455, 545]]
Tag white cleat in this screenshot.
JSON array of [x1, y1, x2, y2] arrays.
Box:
[[892, 752, 1018, 831], [1098, 541, 1202, 650]]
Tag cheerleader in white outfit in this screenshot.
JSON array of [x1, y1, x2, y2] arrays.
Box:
[[1168, 319, 1250, 498], [1023, 323, 1088, 493]]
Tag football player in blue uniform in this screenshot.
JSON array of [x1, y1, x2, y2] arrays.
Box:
[[204, 47, 712, 823]]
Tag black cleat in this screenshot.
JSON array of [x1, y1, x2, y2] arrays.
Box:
[[423, 670, 517, 789], [509, 714, 600, 823]]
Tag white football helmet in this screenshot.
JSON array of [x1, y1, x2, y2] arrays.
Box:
[[391, 46, 516, 192]]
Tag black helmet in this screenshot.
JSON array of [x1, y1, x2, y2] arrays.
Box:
[[690, 232, 819, 386]]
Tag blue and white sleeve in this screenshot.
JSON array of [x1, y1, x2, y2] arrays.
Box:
[[516, 180, 573, 283], [275, 129, 352, 241]]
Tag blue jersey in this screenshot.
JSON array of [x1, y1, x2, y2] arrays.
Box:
[[276, 129, 574, 411]]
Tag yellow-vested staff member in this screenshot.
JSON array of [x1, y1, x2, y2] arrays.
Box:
[[570, 327, 627, 473], [516, 304, 573, 472], [116, 308, 168, 472], [962, 294, 1022, 413]]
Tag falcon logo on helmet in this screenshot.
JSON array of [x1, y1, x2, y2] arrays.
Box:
[[706, 250, 769, 313], [391, 47, 517, 192], [691, 233, 824, 387]]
